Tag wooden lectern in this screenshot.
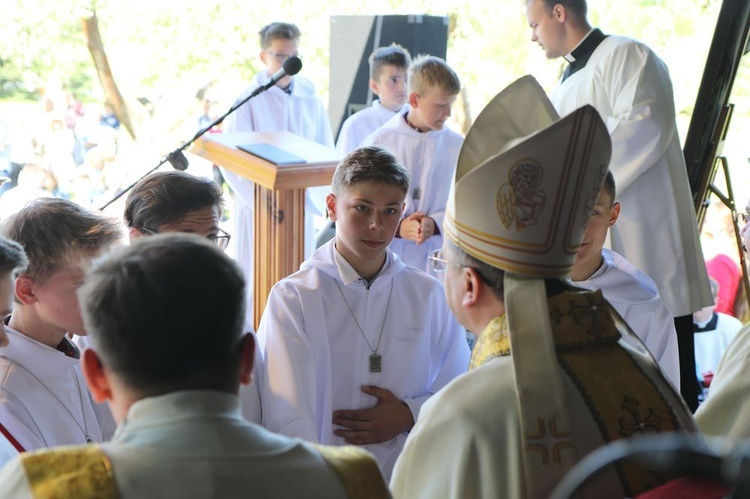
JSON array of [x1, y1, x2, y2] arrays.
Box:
[[192, 131, 340, 328]]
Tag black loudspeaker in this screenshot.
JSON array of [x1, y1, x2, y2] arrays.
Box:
[[328, 15, 449, 139]]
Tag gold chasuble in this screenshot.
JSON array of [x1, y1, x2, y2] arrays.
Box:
[[313, 444, 390, 499], [21, 445, 118, 498]]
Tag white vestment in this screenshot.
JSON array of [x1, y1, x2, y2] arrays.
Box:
[[335, 100, 402, 154], [360, 113, 463, 271], [0, 328, 102, 467], [257, 240, 470, 478], [571, 248, 680, 387], [694, 312, 742, 380], [223, 71, 334, 322], [551, 35, 711, 316], [695, 324, 750, 438], [0, 391, 355, 499]]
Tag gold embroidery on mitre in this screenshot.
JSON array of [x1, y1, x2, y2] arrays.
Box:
[[548, 290, 684, 496], [497, 160, 546, 230], [313, 444, 389, 499], [469, 315, 510, 370], [22, 445, 118, 499]]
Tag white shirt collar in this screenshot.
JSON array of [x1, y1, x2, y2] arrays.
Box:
[[564, 28, 596, 63]]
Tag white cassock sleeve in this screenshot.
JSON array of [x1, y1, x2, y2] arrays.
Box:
[[0, 457, 32, 499], [599, 42, 678, 193]]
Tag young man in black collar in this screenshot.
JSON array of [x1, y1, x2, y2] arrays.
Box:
[[526, 0, 713, 411]]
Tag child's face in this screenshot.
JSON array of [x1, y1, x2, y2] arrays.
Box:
[[409, 87, 457, 131], [371, 65, 407, 113], [0, 271, 14, 348], [573, 191, 619, 275], [33, 255, 93, 336], [260, 38, 298, 88], [327, 181, 405, 268]]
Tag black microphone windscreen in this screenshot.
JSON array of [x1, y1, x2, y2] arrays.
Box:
[[283, 56, 302, 76]]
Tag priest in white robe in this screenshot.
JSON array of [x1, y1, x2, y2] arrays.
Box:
[[526, 0, 712, 409]]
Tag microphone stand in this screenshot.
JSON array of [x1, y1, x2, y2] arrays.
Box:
[[98, 56, 303, 211]]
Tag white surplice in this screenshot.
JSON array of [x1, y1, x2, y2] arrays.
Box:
[[335, 100, 402, 154], [257, 240, 470, 478], [360, 113, 463, 271], [0, 391, 358, 499], [0, 327, 102, 467], [551, 35, 711, 316], [571, 248, 680, 387]]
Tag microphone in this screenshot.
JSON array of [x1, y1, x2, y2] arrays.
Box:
[[98, 56, 304, 211], [264, 56, 303, 90]]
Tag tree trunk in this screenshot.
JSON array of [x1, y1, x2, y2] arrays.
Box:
[[81, 12, 136, 140]]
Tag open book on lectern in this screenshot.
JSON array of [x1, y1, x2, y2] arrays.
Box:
[[236, 143, 308, 166]]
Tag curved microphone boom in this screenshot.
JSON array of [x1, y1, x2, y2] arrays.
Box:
[[99, 56, 303, 211]]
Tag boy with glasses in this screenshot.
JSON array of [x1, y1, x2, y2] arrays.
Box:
[[224, 21, 334, 322]]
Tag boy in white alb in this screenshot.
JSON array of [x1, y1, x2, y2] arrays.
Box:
[[335, 44, 411, 154], [257, 147, 470, 479], [0, 199, 122, 466], [570, 171, 680, 386], [0, 237, 28, 464], [361, 55, 463, 271], [223, 22, 334, 321]]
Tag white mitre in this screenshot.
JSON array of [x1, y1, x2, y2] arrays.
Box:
[[444, 75, 612, 497]]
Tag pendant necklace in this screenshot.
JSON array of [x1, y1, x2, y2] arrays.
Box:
[[0, 353, 93, 443], [334, 278, 394, 373]]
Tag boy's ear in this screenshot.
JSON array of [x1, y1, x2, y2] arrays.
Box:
[[326, 193, 338, 221], [238, 333, 256, 386], [408, 92, 420, 109], [368, 78, 380, 96], [14, 275, 37, 305], [128, 227, 144, 240], [82, 348, 113, 403], [609, 201, 621, 227], [259, 50, 267, 65]]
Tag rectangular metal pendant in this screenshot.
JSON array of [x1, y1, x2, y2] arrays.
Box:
[[369, 354, 382, 373]]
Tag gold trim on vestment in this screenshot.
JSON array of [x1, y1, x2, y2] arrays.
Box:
[[22, 445, 119, 499], [469, 315, 510, 370], [313, 444, 390, 499]]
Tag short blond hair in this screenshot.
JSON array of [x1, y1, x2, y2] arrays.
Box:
[[408, 55, 461, 96]]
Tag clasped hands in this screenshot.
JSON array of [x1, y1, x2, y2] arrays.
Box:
[[332, 385, 415, 445], [398, 212, 436, 244]]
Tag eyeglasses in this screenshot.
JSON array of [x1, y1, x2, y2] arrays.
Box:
[[264, 50, 299, 63], [428, 249, 464, 273], [736, 212, 750, 224], [139, 227, 231, 251]]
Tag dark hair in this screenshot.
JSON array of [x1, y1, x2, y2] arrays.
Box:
[[0, 236, 27, 275], [259, 22, 301, 49], [79, 233, 246, 394], [1, 198, 122, 283], [444, 239, 506, 301], [332, 146, 411, 195], [536, 0, 588, 18], [369, 44, 412, 80], [124, 171, 223, 231], [601, 170, 616, 203]]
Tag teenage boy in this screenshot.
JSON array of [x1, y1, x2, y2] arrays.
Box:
[[0, 198, 122, 465], [569, 170, 680, 387], [257, 146, 470, 479], [361, 55, 463, 272], [336, 44, 412, 154], [0, 236, 27, 464], [224, 22, 334, 323], [124, 171, 263, 424], [0, 234, 389, 498]]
